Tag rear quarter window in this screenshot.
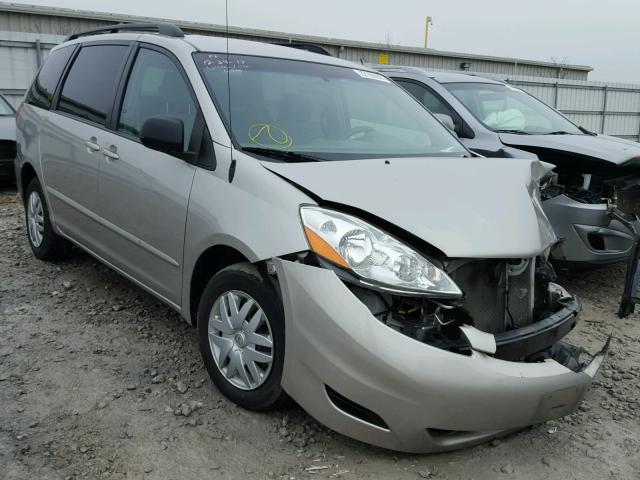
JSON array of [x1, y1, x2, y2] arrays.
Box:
[[25, 45, 75, 110], [57, 45, 129, 126]]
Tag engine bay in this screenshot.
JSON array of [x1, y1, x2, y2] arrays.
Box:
[[347, 256, 580, 361]]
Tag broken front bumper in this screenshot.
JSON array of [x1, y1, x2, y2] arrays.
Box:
[[543, 194, 634, 265], [275, 259, 607, 453]]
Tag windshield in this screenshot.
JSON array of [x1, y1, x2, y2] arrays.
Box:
[[444, 82, 582, 135], [0, 96, 14, 116], [194, 53, 467, 160]]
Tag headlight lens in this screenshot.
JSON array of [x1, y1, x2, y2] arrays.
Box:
[[300, 206, 462, 296]]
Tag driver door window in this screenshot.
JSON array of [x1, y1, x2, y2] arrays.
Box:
[[118, 48, 197, 151], [394, 79, 471, 138], [395, 79, 452, 117]]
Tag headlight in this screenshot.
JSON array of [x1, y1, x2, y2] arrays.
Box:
[[300, 206, 462, 297]]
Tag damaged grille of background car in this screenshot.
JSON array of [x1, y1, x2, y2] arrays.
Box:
[[540, 155, 640, 218]]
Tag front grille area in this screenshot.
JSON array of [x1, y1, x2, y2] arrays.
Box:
[[601, 173, 640, 216], [616, 185, 640, 216], [0, 140, 16, 160], [447, 258, 536, 334]]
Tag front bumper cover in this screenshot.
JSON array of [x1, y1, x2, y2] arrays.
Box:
[[543, 194, 634, 265], [275, 259, 607, 453]]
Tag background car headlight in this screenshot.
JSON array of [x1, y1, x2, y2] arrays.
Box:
[[300, 206, 462, 296]]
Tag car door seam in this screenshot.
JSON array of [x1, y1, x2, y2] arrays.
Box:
[[46, 185, 180, 267]]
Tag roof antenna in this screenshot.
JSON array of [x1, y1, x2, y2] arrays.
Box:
[[225, 0, 236, 182]]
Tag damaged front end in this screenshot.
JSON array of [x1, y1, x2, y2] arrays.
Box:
[[540, 159, 640, 266], [265, 156, 608, 452], [278, 218, 609, 453], [276, 253, 609, 453], [316, 251, 600, 372], [539, 158, 640, 316]]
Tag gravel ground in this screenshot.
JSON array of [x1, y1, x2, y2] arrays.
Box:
[[1, 186, 639, 480]]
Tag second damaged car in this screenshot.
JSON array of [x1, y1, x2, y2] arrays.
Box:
[[380, 68, 640, 269], [15, 24, 607, 453]]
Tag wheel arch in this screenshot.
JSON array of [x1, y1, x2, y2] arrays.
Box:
[[19, 162, 38, 202], [187, 244, 253, 326]]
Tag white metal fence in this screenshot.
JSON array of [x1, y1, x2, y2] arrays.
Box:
[[0, 30, 60, 107], [1, 30, 639, 143], [468, 72, 640, 142]]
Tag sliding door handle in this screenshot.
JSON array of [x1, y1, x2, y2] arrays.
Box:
[[103, 145, 120, 160]]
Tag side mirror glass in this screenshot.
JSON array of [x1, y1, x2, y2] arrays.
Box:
[[434, 113, 456, 134], [140, 116, 184, 155]]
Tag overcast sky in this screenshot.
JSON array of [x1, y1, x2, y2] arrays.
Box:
[[10, 0, 640, 83]]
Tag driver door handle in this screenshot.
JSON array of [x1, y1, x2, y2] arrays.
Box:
[[103, 145, 120, 160]]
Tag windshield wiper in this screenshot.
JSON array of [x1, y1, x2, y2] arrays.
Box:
[[494, 129, 530, 135], [241, 146, 324, 163], [579, 126, 597, 136], [545, 130, 573, 135]]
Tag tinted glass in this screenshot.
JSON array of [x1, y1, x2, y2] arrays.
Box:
[[444, 82, 582, 135], [25, 46, 74, 110], [0, 96, 14, 115], [395, 79, 452, 117], [195, 53, 467, 160], [118, 48, 196, 150], [58, 45, 129, 126]]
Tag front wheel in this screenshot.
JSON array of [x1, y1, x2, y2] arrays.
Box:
[[197, 263, 287, 411]]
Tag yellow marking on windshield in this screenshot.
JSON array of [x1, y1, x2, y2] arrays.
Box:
[[248, 124, 293, 149]]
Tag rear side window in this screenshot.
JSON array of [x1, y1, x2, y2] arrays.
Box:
[[57, 45, 129, 126], [25, 46, 74, 110]]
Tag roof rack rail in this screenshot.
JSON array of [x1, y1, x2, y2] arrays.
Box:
[[276, 42, 333, 57], [65, 22, 185, 42]]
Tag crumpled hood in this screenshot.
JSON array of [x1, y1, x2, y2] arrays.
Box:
[[0, 116, 16, 141], [263, 156, 557, 259], [499, 132, 640, 166]]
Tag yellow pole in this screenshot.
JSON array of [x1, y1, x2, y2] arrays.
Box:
[[424, 16, 432, 49]]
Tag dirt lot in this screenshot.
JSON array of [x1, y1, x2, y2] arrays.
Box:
[[1, 186, 639, 480]]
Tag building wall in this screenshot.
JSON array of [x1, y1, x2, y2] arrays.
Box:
[[1, 7, 637, 142], [0, 6, 592, 86], [0, 30, 58, 106]]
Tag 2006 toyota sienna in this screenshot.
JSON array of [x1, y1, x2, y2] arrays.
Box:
[[15, 23, 608, 453]]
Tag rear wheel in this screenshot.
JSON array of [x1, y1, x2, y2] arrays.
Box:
[[197, 263, 287, 411], [25, 178, 71, 260]]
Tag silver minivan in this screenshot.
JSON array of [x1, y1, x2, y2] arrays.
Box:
[[15, 23, 607, 453]]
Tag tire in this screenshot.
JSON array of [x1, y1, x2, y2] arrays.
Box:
[[24, 177, 72, 261], [197, 263, 287, 411]]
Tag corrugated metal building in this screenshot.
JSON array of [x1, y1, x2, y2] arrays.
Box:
[[0, 2, 638, 141], [0, 1, 595, 106]]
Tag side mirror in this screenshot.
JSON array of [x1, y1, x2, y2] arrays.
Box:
[[434, 113, 456, 134], [140, 116, 184, 155]]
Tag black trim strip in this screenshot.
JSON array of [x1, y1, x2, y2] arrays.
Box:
[[65, 23, 184, 42], [494, 298, 581, 360], [325, 386, 389, 430]]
